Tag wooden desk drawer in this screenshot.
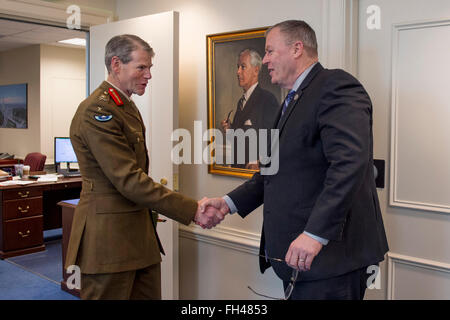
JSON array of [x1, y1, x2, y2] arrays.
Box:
[[3, 216, 43, 251], [3, 187, 43, 200], [3, 197, 43, 220], [51, 180, 81, 189]]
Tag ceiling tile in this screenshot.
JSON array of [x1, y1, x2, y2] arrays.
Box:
[[0, 19, 87, 50]]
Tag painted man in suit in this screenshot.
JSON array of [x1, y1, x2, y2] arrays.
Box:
[[205, 20, 389, 299], [67, 34, 225, 300], [221, 48, 279, 169]]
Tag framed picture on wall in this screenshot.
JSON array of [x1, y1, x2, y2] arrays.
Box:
[[206, 28, 283, 179], [0, 83, 28, 129]]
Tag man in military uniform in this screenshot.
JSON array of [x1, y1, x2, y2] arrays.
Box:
[[67, 34, 226, 300]]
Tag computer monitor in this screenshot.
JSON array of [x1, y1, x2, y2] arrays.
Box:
[[54, 137, 78, 164]]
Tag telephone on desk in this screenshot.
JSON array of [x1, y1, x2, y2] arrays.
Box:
[[62, 171, 81, 177], [0, 153, 14, 160], [57, 162, 81, 177]]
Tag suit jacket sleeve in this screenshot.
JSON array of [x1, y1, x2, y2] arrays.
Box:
[[227, 171, 265, 218], [304, 70, 372, 241], [78, 103, 197, 225]]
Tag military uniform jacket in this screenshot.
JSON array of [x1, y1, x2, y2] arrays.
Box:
[[66, 81, 197, 274]]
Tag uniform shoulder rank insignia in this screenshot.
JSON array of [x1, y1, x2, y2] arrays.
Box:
[[99, 91, 109, 102], [108, 88, 124, 106], [94, 114, 113, 122]]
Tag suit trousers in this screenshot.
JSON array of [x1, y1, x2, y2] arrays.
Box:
[[283, 265, 374, 300], [81, 263, 161, 300]]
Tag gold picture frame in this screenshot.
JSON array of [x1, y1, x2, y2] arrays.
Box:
[[206, 28, 282, 178]]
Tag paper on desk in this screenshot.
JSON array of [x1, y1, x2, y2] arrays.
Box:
[[0, 180, 37, 186], [37, 174, 59, 182]]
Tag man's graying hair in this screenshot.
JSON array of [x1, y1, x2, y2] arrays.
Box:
[[267, 20, 318, 58], [239, 48, 262, 70], [105, 34, 154, 73]]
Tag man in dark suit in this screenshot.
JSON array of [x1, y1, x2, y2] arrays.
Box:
[[221, 48, 279, 169], [203, 20, 389, 300]]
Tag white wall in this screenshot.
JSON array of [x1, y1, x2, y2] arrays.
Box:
[[40, 44, 86, 163], [0, 44, 85, 162], [358, 0, 450, 299], [115, 0, 341, 300], [0, 45, 41, 159]]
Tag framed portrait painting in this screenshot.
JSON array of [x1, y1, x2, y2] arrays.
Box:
[[207, 28, 283, 178], [0, 83, 28, 129]]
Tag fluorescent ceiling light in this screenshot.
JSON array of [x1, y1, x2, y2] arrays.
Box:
[[58, 38, 86, 46]]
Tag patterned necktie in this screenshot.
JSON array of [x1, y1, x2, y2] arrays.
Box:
[[281, 90, 296, 115], [237, 95, 246, 111]]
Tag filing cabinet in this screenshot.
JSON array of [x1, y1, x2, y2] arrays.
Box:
[[0, 186, 45, 258], [0, 177, 82, 259]]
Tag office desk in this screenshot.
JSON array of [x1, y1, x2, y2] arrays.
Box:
[[0, 177, 81, 259]]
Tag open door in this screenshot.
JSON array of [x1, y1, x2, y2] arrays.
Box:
[[89, 11, 180, 299]]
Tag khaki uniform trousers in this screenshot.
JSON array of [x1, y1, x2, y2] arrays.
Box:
[[80, 263, 161, 300]]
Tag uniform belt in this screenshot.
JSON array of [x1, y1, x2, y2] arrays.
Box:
[[82, 178, 117, 193]]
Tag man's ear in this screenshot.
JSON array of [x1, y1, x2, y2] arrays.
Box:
[[254, 65, 261, 78], [110, 56, 121, 74], [292, 41, 304, 58]]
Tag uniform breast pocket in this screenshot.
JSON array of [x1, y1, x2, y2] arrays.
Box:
[[134, 132, 145, 150], [125, 131, 145, 151], [133, 132, 148, 168]]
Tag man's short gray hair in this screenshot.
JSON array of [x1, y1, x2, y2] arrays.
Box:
[[239, 48, 262, 70], [266, 20, 318, 58], [105, 34, 155, 73]]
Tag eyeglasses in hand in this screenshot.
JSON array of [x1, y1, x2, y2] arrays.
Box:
[[247, 254, 299, 300]]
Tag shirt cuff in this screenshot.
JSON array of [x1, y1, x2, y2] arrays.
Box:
[[304, 231, 329, 245], [222, 195, 329, 246], [222, 195, 238, 214]]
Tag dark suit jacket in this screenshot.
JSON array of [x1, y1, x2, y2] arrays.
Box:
[[230, 84, 279, 167], [228, 63, 389, 282]]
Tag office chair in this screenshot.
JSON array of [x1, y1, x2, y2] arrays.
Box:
[[24, 152, 47, 171]]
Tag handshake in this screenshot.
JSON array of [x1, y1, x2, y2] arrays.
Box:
[[194, 197, 230, 229]]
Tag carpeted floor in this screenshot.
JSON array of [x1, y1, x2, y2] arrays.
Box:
[[7, 239, 63, 284], [0, 229, 79, 300]]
